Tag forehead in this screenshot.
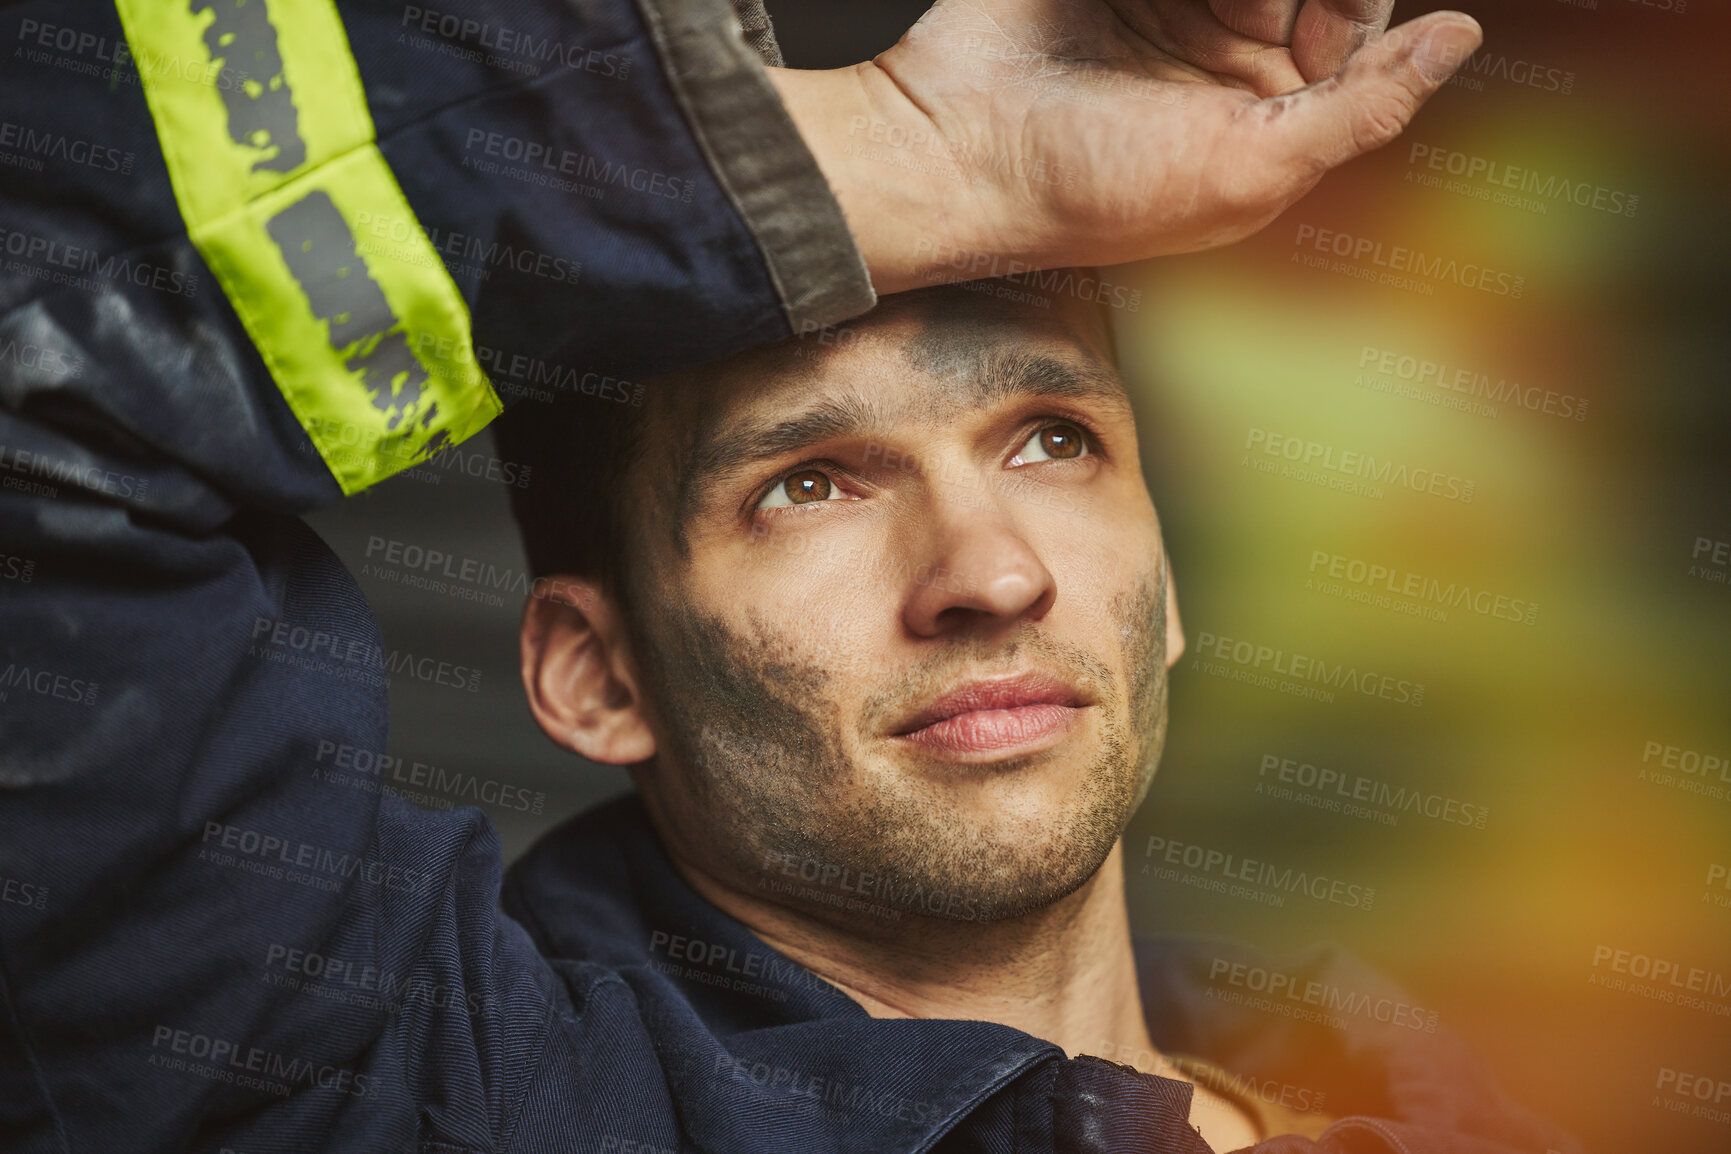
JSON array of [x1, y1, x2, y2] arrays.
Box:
[[618, 286, 1129, 550], [671, 286, 1121, 440]]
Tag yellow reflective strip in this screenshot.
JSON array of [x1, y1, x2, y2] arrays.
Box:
[[114, 0, 500, 495]]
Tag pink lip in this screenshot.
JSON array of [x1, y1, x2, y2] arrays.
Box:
[[892, 674, 1085, 760]]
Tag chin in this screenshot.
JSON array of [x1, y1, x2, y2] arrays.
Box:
[[932, 804, 1133, 923]]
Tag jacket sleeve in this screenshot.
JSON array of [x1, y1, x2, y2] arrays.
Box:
[[0, 0, 870, 1150], [0, 0, 874, 508]]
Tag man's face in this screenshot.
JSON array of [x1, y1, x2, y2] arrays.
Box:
[[611, 288, 1174, 926]]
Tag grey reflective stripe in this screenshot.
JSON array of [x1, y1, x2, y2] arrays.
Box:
[[191, 0, 307, 172], [116, 0, 501, 494], [265, 191, 432, 432]]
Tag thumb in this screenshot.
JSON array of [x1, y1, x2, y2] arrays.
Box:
[[1258, 11, 1482, 179]]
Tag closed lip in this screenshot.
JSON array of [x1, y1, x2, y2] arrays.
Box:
[[889, 671, 1087, 737]]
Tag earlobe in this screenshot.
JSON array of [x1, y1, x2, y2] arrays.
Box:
[[521, 577, 658, 765]]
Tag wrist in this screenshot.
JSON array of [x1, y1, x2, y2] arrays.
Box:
[[766, 64, 1029, 295]]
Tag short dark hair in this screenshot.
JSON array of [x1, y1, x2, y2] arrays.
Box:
[[495, 386, 651, 589]]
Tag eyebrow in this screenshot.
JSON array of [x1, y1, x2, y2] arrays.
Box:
[[675, 349, 1131, 528], [967, 349, 1131, 414]]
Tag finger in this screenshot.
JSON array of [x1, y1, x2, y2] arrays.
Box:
[[1208, 0, 1302, 44], [1250, 11, 1482, 181], [1155, 0, 1306, 94], [1292, 0, 1398, 82]]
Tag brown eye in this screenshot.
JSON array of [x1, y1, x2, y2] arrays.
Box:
[[755, 467, 844, 511], [783, 469, 832, 504], [1039, 424, 1084, 460], [1012, 422, 1090, 467]]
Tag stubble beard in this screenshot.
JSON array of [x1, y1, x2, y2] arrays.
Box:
[[636, 571, 1169, 926]]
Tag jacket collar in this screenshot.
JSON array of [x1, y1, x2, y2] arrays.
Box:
[[502, 794, 1212, 1153], [504, 794, 1577, 1154]]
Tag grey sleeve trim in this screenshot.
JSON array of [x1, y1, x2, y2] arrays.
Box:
[[634, 0, 878, 334], [728, 0, 784, 68]]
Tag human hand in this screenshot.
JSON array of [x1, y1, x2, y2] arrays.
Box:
[[770, 0, 1483, 291]]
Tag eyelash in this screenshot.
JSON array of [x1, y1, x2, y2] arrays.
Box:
[[750, 416, 1103, 515]]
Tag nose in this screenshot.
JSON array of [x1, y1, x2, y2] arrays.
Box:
[[900, 491, 1057, 638]]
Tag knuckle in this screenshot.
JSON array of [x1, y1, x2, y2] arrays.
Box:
[[1350, 93, 1413, 151], [1332, 0, 1394, 25]]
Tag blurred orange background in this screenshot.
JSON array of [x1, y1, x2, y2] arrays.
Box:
[[1118, 3, 1731, 1151]]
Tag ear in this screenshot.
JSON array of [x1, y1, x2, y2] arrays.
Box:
[[1164, 556, 1185, 669], [521, 575, 657, 765]]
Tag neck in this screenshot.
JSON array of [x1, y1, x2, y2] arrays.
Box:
[[675, 840, 1160, 1068]]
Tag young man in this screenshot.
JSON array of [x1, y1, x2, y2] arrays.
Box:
[[0, 274, 1580, 1152], [503, 282, 1258, 1147], [0, 0, 1508, 1147], [490, 284, 1581, 1154]]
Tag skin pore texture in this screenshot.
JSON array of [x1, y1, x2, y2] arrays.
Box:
[[521, 286, 1261, 1150]]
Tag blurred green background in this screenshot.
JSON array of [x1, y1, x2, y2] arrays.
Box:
[[1118, 4, 1731, 1150]]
